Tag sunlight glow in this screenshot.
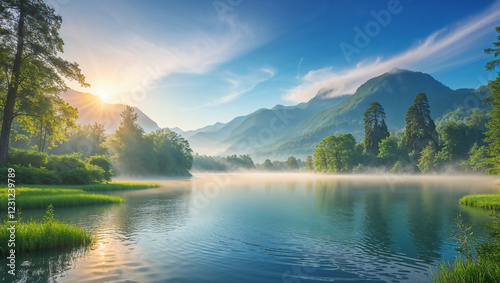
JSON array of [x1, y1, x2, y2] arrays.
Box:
[[90, 83, 121, 104]]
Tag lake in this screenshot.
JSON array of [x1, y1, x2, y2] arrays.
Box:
[[2, 173, 498, 283]]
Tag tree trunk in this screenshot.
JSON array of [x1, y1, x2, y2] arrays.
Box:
[[0, 6, 25, 166]]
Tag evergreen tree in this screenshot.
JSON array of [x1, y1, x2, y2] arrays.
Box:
[[364, 102, 389, 154], [418, 142, 438, 173], [484, 26, 500, 175], [405, 93, 437, 154], [109, 106, 147, 174]]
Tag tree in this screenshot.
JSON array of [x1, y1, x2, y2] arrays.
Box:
[[484, 26, 500, 175], [377, 136, 399, 165], [148, 128, 193, 175], [405, 93, 437, 154], [306, 156, 314, 172], [364, 102, 389, 154], [0, 0, 88, 166], [461, 143, 491, 173], [262, 159, 273, 170], [49, 123, 108, 157], [286, 156, 299, 170], [439, 121, 468, 162], [109, 106, 147, 174], [313, 134, 356, 173], [418, 142, 438, 173]]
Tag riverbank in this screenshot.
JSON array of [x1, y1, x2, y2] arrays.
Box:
[[460, 194, 500, 210]]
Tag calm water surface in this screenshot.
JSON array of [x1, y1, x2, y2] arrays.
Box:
[[2, 174, 499, 283]]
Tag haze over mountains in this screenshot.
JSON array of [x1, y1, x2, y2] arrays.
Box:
[[61, 69, 490, 161], [60, 90, 160, 134]]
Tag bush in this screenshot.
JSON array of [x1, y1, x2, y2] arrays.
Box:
[[6, 148, 48, 168], [1, 166, 60, 185], [47, 153, 86, 174], [61, 165, 105, 185], [86, 155, 113, 181]]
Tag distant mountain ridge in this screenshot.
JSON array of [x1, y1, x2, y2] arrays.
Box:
[[61, 90, 160, 134], [254, 69, 490, 160]]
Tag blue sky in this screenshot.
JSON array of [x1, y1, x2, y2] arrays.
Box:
[[52, 0, 500, 130]]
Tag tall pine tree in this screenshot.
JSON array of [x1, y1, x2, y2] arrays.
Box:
[[484, 26, 500, 175], [404, 93, 437, 154], [364, 102, 389, 154]]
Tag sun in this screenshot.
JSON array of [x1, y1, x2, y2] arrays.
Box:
[[91, 83, 120, 104]]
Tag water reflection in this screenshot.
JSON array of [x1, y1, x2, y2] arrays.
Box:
[[1, 174, 497, 283]]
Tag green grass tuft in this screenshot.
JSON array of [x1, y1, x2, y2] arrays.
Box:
[[14, 181, 161, 191], [0, 187, 122, 210], [0, 205, 94, 255], [460, 194, 500, 210], [433, 258, 500, 282]]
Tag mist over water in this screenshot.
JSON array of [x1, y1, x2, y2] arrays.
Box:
[[2, 173, 498, 282]]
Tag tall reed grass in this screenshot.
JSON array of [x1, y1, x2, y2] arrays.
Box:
[[460, 194, 500, 210]]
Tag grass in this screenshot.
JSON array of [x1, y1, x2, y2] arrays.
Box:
[[459, 194, 500, 210], [19, 181, 161, 191], [0, 205, 94, 255], [0, 187, 122, 210], [433, 258, 500, 282]]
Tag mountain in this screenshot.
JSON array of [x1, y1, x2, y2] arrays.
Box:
[[254, 68, 490, 160], [184, 94, 349, 155], [60, 89, 160, 134]]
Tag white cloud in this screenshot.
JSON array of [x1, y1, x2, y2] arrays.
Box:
[[61, 6, 265, 106], [285, 2, 500, 102]]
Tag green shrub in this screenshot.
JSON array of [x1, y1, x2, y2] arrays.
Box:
[[7, 148, 48, 168], [87, 155, 113, 181], [1, 166, 60, 185], [47, 153, 86, 174]]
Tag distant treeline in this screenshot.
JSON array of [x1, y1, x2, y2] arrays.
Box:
[[193, 154, 306, 172], [308, 93, 493, 174], [4, 107, 193, 184]]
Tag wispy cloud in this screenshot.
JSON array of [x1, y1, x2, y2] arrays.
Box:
[[188, 68, 276, 110], [60, 4, 266, 105], [285, 2, 500, 102]]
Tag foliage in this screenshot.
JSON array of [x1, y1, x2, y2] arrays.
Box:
[[1, 166, 60, 185], [417, 142, 438, 173], [6, 148, 48, 168], [484, 26, 500, 175], [286, 156, 299, 170], [262, 159, 273, 170], [0, 187, 122, 210], [0, 206, 94, 255], [192, 155, 227, 171], [306, 156, 314, 171], [49, 123, 108, 157], [314, 133, 356, 173], [109, 107, 192, 176], [405, 93, 438, 154], [86, 155, 113, 181], [433, 210, 500, 282], [364, 102, 389, 154], [0, 0, 88, 165], [461, 144, 492, 173]]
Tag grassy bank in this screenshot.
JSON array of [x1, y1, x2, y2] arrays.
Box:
[[0, 206, 93, 255], [20, 181, 161, 191], [459, 194, 500, 210], [434, 258, 500, 282], [0, 187, 122, 210], [433, 196, 500, 282]]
